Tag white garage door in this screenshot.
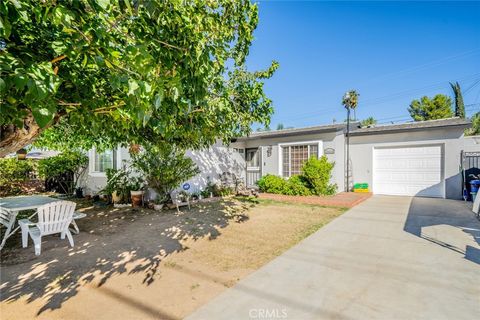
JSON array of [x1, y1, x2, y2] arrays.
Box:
[[373, 145, 443, 197]]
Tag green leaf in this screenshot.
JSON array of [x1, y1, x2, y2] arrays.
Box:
[[97, 0, 110, 10], [82, 54, 88, 67], [13, 74, 28, 89], [154, 92, 163, 110], [32, 104, 56, 128], [0, 78, 5, 93], [0, 16, 11, 38], [128, 79, 139, 96]]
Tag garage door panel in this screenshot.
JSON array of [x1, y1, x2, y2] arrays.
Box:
[[373, 145, 443, 198]]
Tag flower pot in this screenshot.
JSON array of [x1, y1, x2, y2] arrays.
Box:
[[131, 190, 144, 207], [76, 188, 84, 198], [16, 148, 27, 160], [153, 204, 164, 211], [112, 191, 122, 203]]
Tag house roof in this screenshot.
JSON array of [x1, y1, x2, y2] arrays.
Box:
[[236, 117, 470, 141], [349, 117, 471, 136], [237, 123, 350, 140]]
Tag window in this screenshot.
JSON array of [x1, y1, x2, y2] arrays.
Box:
[[281, 144, 318, 177], [94, 149, 117, 172]]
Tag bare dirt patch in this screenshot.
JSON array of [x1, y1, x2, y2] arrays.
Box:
[[0, 197, 344, 320]]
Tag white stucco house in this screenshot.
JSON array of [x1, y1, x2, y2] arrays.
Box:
[[82, 117, 473, 200]]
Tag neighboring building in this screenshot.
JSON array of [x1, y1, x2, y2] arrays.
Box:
[[82, 117, 473, 200]]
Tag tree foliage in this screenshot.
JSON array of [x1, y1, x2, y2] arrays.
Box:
[[360, 117, 377, 127], [131, 144, 200, 203], [37, 151, 88, 180], [0, 158, 34, 185], [0, 0, 278, 155], [465, 112, 480, 136], [408, 94, 453, 121], [342, 90, 359, 120], [450, 82, 465, 118], [37, 150, 88, 193]]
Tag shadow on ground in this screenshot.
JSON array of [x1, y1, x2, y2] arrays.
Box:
[[404, 197, 480, 265], [0, 198, 252, 316]]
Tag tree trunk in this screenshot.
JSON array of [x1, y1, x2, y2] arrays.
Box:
[[0, 113, 55, 158]]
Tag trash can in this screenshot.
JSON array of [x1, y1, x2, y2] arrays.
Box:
[[471, 192, 477, 202], [470, 180, 480, 192]]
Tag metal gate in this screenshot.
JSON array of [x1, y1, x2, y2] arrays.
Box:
[[246, 148, 261, 187], [461, 151, 480, 200]]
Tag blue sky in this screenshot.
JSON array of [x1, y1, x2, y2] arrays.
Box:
[[246, 1, 480, 129]]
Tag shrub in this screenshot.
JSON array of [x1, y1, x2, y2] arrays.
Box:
[[301, 156, 337, 195], [257, 174, 287, 194], [200, 177, 234, 198], [38, 151, 88, 194], [131, 144, 200, 203], [0, 158, 34, 183], [256, 156, 337, 196], [0, 158, 35, 196], [37, 151, 88, 179], [284, 175, 311, 196]]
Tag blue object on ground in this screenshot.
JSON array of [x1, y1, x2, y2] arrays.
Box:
[[470, 180, 480, 193]]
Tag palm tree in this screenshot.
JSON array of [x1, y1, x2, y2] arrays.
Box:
[[342, 90, 360, 192], [342, 90, 360, 120], [450, 82, 465, 118]]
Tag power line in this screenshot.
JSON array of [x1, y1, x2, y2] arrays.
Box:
[[464, 79, 480, 95], [274, 73, 480, 122], [352, 48, 480, 88]]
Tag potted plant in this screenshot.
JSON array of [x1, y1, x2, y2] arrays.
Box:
[[75, 187, 84, 198], [152, 195, 167, 211], [102, 168, 130, 204], [129, 177, 145, 207], [16, 148, 27, 160]]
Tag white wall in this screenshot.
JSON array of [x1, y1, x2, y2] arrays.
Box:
[[185, 144, 246, 194], [81, 144, 245, 196]]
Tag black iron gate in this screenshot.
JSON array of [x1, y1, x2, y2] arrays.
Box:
[[461, 151, 480, 200]]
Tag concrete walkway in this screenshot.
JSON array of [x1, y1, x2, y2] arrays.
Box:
[[187, 196, 480, 320]]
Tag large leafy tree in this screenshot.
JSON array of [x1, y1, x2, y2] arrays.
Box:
[[450, 82, 465, 118], [408, 94, 453, 121], [465, 112, 480, 136], [0, 0, 278, 156]]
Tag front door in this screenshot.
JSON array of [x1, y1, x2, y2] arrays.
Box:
[[246, 148, 261, 187]]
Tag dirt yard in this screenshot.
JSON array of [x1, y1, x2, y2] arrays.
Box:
[[0, 197, 345, 320]]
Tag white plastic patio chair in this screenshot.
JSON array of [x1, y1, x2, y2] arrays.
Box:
[[19, 200, 76, 255], [0, 207, 15, 250]]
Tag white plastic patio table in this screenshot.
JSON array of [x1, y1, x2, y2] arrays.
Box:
[[0, 195, 59, 250]]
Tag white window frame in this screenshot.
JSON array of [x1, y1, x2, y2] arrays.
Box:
[[278, 140, 323, 177], [89, 148, 119, 177]]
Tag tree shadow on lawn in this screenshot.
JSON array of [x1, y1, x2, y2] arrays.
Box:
[[0, 198, 251, 316]]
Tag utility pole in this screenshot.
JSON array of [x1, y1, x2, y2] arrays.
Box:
[[346, 107, 350, 192]]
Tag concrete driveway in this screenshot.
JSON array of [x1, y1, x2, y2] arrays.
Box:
[[187, 196, 480, 320]]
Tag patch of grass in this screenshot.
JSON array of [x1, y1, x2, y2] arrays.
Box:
[[190, 283, 200, 290], [164, 261, 182, 269], [236, 196, 347, 210]]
